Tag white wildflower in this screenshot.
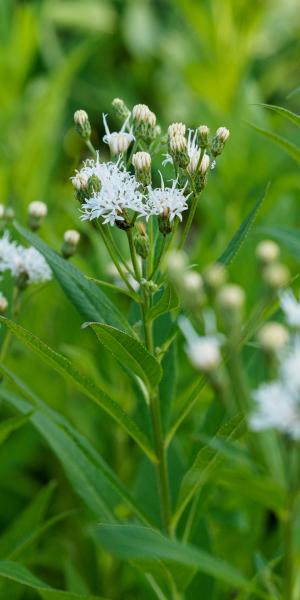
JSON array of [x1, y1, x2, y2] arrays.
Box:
[[77, 154, 146, 226], [28, 201, 48, 218], [102, 114, 134, 155], [146, 176, 189, 222], [179, 315, 222, 373], [0, 231, 19, 275], [281, 289, 300, 327], [16, 247, 52, 284]]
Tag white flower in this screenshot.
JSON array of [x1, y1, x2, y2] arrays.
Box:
[[102, 114, 134, 155], [28, 201, 48, 218], [146, 176, 189, 222], [16, 247, 52, 284], [216, 126, 230, 143], [0, 231, 19, 275], [64, 230, 80, 245], [179, 315, 222, 373], [250, 337, 300, 439], [281, 290, 300, 327], [74, 110, 89, 128], [186, 130, 210, 174], [77, 154, 146, 226]]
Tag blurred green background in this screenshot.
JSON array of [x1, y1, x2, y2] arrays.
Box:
[[0, 0, 299, 597]]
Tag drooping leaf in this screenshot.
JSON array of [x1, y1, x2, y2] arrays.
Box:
[[94, 524, 248, 590], [258, 103, 300, 128], [248, 122, 300, 164], [14, 222, 130, 331], [0, 317, 155, 462], [0, 370, 151, 525], [0, 559, 107, 600], [149, 286, 179, 321], [218, 185, 269, 265], [85, 322, 162, 390]]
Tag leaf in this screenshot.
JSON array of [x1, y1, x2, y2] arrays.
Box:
[[0, 559, 107, 599], [218, 185, 269, 265], [248, 122, 300, 164], [94, 524, 248, 590], [0, 317, 155, 462], [0, 372, 151, 525], [0, 414, 32, 445], [85, 322, 162, 390], [14, 222, 130, 332], [259, 226, 300, 262], [258, 103, 300, 128], [173, 415, 245, 527], [149, 286, 179, 321]]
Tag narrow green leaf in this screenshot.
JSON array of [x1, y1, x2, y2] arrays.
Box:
[[14, 222, 130, 331], [94, 524, 248, 589], [248, 122, 300, 164], [258, 103, 300, 128], [0, 559, 107, 599], [0, 413, 32, 445], [0, 317, 155, 462], [218, 185, 269, 265], [85, 322, 162, 389], [173, 415, 245, 526], [86, 276, 141, 303], [0, 381, 151, 526], [149, 285, 179, 321]]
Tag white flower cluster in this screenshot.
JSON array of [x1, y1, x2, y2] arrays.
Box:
[[0, 231, 52, 285], [179, 315, 222, 372], [73, 154, 189, 226], [74, 155, 146, 226], [250, 290, 300, 439]]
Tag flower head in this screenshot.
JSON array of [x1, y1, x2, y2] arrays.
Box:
[[281, 290, 300, 327], [76, 154, 146, 226], [0, 231, 19, 275], [102, 114, 134, 155], [146, 176, 189, 223]]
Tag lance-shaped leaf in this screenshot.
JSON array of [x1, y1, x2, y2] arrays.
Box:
[[0, 317, 155, 462], [218, 185, 269, 265], [258, 103, 300, 128], [14, 222, 130, 331], [248, 122, 300, 164], [0, 559, 107, 599], [94, 524, 248, 590], [149, 285, 179, 321], [85, 322, 162, 389], [0, 413, 32, 445]]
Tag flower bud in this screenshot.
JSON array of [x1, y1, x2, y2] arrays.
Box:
[[132, 104, 157, 142], [107, 132, 133, 155], [262, 263, 290, 291], [74, 109, 91, 140], [256, 240, 280, 265], [182, 271, 203, 293], [0, 293, 8, 315], [168, 122, 186, 138], [197, 125, 210, 149], [132, 151, 152, 186], [158, 208, 172, 236], [217, 284, 245, 332], [72, 173, 89, 191], [28, 201, 48, 231], [112, 98, 130, 121], [0, 204, 4, 219], [204, 263, 227, 292], [169, 135, 189, 168], [211, 126, 230, 157], [258, 322, 289, 353], [134, 223, 150, 259], [187, 337, 221, 373], [62, 229, 80, 258], [165, 250, 188, 277], [198, 153, 210, 175]]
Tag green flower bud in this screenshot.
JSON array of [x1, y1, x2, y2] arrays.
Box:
[[62, 230, 80, 259], [74, 109, 91, 140], [112, 98, 130, 121], [134, 223, 150, 259]]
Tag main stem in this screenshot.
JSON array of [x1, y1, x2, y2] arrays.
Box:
[[126, 228, 172, 534]]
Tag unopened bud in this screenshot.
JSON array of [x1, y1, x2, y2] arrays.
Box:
[[218, 284, 245, 311], [158, 207, 172, 236], [263, 263, 290, 290], [28, 201, 48, 231], [204, 263, 227, 291], [132, 104, 157, 142], [132, 151, 152, 186], [0, 204, 4, 219], [107, 132, 133, 155], [182, 271, 203, 293], [169, 135, 189, 168], [198, 153, 210, 175], [256, 240, 280, 265], [134, 223, 150, 259], [168, 122, 186, 138], [72, 173, 88, 191], [165, 250, 188, 277], [211, 126, 230, 157], [197, 125, 210, 149], [187, 337, 221, 373], [62, 229, 80, 258], [0, 293, 8, 315], [74, 109, 91, 140], [112, 98, 130, 121], [258, 322, 288, 353], [4, 207, 15, 221]]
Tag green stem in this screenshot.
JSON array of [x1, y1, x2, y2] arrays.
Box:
[[126, 229, 141, 281], [149, 235, 167, 280], [178, 190, 201, 250], [149, 390, 172, 534], [96, 222, 136, 294], [85, 138, 97, 158]]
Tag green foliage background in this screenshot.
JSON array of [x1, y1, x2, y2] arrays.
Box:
[[0, 0, 299, 598]]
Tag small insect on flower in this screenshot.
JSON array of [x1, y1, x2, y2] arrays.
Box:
[[102, 114, 134, 156]]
